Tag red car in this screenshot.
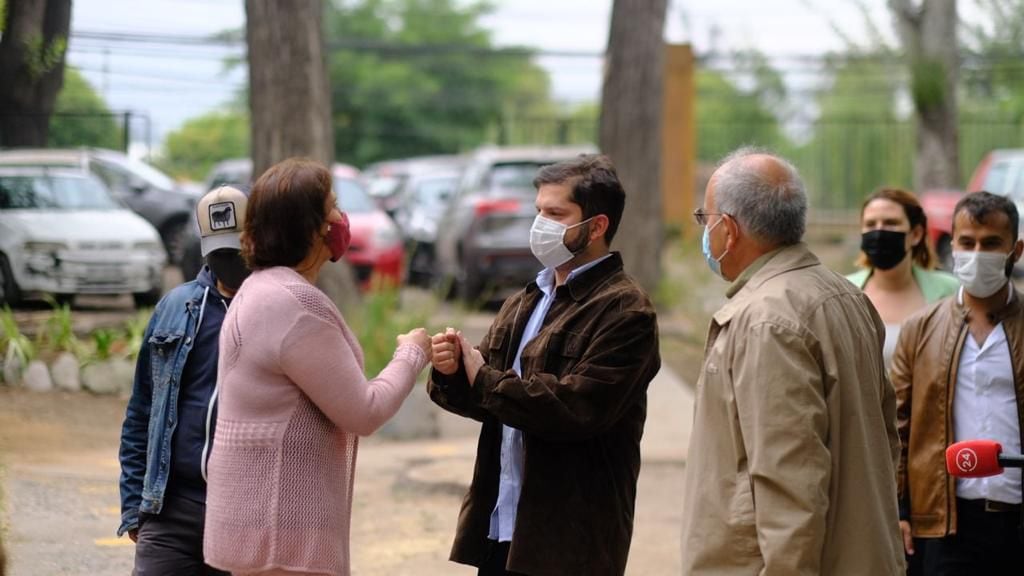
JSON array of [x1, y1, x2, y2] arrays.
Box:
[[921, 149, 1024, 270], [332, 166, 404, 290]]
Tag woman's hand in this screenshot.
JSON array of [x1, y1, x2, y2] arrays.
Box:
[[397, 327, 431, 357], [431, 327, 461, 375]]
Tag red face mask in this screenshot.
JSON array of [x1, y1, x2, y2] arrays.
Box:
[[325, 212, 351, 262]]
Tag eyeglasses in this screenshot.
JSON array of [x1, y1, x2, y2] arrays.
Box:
[[693, 208, 725, 227]]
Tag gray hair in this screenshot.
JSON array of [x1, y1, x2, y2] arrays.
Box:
[[713, 147, 807, 246]]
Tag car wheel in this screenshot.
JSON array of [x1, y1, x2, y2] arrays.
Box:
[[456, 269, 483, 304], [0, 253, 21, 307], [407, 243, 435, 288], [161, 219, 190, 266], [179, 233, 204, 283], [936, 234, 953, 272], [133, 287, 162, 309]]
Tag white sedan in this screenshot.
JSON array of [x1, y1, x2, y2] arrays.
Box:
[[0, 168, 166, 308]]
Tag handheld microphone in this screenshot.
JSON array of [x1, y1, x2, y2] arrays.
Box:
[[945, 439, 1024, 478]]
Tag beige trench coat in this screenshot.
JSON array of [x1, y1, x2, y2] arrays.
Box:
[[680, 244, 905, 576]]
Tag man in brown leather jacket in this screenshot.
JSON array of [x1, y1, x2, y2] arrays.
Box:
[[892, 191, 1024, 575], [427, 154, 660, 576]]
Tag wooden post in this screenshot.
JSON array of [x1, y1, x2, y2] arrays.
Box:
[[661, 44, 696, 238]]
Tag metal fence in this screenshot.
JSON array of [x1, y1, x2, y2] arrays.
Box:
[[498, 115, 1024, 218]]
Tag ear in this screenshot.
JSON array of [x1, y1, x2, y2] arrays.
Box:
[[590, 214, 610, 243], [910, 224, 925, 249], [1014, 238, 1024, 262], [722, 214, 741, 252]]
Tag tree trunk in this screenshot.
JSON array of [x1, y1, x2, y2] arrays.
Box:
[[245, 0, 334, 178], [890, 0, 960, 190], [599, 0, 668, 294], [246, 0, 359, 303], [0, 0, 72, 147]]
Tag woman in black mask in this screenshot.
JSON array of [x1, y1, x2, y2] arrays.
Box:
[[847, 188, 958, 369], [846, 187, 957, 576]]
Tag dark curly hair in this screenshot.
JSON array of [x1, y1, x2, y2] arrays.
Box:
[[532, 154, 626, 244]]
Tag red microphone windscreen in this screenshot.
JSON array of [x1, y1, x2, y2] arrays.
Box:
[[945, 440, 1004, 478]]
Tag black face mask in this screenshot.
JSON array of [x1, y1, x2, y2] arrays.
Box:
[[861, 229, 908, 271], [206, 249, 250, 292]]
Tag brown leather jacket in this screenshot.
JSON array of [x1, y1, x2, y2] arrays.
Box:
[[891, 289, 1024, 537], [427, 252, 660, 576]]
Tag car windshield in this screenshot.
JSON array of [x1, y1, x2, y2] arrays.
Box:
[[415, 176, 458, 207], [485, 163, 544, 193], [0, 174, 120, 210], [98, 153, 177, 191], [367, 176, 404, 198], [335, 177, 377, 214]]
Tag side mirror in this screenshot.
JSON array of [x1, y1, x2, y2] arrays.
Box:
[[129, 175, 149, 195]]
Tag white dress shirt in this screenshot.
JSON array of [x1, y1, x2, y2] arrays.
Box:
[[953, 290, 1023, 503], [487, 254, 612, 542]]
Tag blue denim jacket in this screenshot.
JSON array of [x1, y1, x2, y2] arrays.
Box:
[[117, 276, 209, 536]]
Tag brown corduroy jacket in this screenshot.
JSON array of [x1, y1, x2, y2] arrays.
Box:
[[428, 252, 660, 576]]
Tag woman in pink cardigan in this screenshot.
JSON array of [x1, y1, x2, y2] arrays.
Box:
[[203, 158, 430, 576]]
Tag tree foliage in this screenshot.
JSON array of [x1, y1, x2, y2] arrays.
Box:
[[325, 0, 552, 166], [695, 63, 788, 162], [48, 66, 122, 149], [155, 111, 249, 181]]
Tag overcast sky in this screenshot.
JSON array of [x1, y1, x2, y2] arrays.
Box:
[[66, 0, 909, 152]]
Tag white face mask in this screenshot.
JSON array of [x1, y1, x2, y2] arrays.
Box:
[[952, 250, 1012, 298], [529, 214, 592, 269]]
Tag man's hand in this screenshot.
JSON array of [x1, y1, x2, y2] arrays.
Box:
[[431, 327, 461, 375], [128, 529, 139, 543], [899, 520, 914, 555], [457, 332, 485, 386]]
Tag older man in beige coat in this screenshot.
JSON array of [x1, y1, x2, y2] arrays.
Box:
[[680, 148, 905, 575]]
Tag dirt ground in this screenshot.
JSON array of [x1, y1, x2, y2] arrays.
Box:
[[0, 386, 685, 576]]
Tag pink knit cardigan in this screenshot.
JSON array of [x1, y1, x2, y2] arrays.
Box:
[[203, 266, 428, 576]]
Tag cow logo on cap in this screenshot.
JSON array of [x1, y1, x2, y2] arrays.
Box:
[[208, 201, 237, 231]]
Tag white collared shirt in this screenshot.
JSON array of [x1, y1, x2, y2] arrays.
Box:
[[953, 290, 1023, 503], [487, 254, 613, 542]]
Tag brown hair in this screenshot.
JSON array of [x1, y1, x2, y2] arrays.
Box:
[[241, 158, 333, 270], [857, 187, 937, 269]]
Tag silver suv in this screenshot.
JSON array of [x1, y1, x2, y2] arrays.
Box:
[[0, 148, 200, 265], [434, 145, 597, 302]]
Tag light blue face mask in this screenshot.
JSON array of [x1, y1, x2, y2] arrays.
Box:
[[702, 216, 727, 278]]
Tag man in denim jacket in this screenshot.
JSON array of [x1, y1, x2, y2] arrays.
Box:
[[118, 186, 249, 575]]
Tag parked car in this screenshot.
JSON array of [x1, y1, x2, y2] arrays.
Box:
[[0, 148, 200, 266], [391, 169, 462, 286], [922, 148, 1024, 271], [362, 155, 464, 217], [434, 145, 597, 302], [186, 159, 403, 290], [0, 166, 166, 307]]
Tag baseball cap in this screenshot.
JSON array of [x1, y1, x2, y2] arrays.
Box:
[[196, 185, 248, 257]]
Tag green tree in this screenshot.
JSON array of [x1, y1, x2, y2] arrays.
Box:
[[49, 66, 121, 149], [325, 0, 552, 166], [695, 68, 787, 162], [802, 56, 913, 210], [156, 111, 249, 181]]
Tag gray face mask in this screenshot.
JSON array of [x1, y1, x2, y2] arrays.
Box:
[[952, 250, 1012, 298], [206, 249, 250, 292]]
